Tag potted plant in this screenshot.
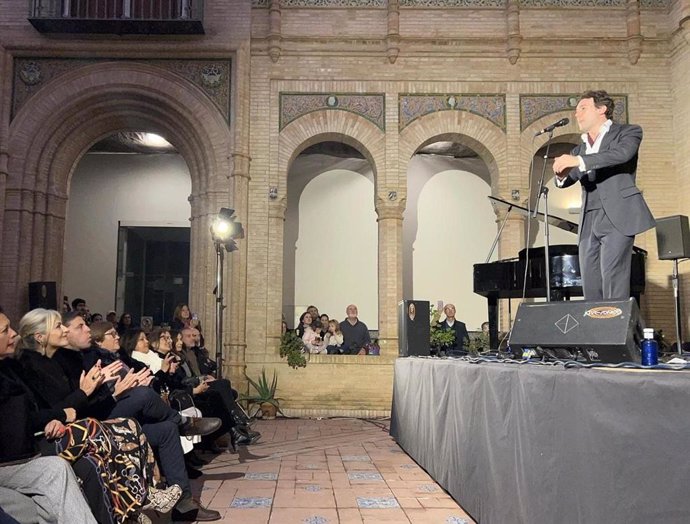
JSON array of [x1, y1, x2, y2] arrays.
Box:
[[279, 330, 307, 369], [241, 368, 283, 419], [429, 305, 455, 354]]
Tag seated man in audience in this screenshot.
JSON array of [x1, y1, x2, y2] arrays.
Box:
[[71, 298, 88, 320], [53, 312, 222, 521], [340, 304, 371, 355], [438, 304, 470, 356]]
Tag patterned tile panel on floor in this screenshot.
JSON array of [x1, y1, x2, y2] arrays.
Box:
[[184, 418, 475, 523]]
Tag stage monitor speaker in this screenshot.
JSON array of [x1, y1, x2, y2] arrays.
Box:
[[398, 300, 430, 357], [656, 215, 690, 260], [28, 281, 58, 310], [509, 298, 643, 363]]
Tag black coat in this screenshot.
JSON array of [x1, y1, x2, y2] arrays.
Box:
[[0, 358, 66, 463], [438, 319, 470, 352]]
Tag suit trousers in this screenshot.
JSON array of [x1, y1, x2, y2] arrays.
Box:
[[579, 208, 634, 300], [0, 456, 96, 524]]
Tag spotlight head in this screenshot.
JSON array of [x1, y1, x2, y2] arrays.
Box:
[[210, 207, 244, 251]]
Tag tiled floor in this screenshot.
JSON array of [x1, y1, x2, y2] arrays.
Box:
[[183, 418, 476, 524]]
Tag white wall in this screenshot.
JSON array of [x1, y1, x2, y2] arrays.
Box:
[[404, 156, 496, 330], [63, 153, 191, 316], [292, 169, 378, 328]]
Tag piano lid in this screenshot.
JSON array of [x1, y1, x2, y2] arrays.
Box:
[[487, 196, 647, 255], [488, 196, 578, 234]]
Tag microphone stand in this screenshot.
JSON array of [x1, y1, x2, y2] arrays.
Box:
[[532, 130, 555, 302]]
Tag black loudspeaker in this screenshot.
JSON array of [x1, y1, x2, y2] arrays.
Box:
[[509, 298, 643, 363], [28, 281, 58, 310], [656, 215, 690, 260], [398, 300, 430, 357]]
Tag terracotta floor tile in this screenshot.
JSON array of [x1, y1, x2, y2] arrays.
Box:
[[268, 507, 339, 524], [182, 418, 474, 524]]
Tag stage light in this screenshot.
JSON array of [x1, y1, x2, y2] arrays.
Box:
[[210, 207, 244, 379], [210, 208, 244, 251]]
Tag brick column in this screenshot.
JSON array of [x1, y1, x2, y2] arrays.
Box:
[[375, 197, 406, 356]]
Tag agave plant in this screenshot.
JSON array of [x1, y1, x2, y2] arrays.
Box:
[[240, 368, 283, 418]]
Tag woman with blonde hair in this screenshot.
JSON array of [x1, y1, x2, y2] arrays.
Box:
[[16, 308, 181, 523]]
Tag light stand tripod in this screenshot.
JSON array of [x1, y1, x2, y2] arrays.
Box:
[[532, 130, 555, 302], [671, 258, 684, 355], [214, 242, 226, 378]]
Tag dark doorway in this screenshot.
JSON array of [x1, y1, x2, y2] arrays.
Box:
[[115, 225, 190, 326]]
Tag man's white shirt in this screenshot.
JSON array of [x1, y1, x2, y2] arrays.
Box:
[[555, 119, 612, 187]]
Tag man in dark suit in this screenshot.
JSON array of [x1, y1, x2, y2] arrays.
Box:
[[438, 304, 470, 355], [553, 90, 655, 300]]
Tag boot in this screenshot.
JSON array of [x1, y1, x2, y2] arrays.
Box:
[[179, 417, 222, 437], [173, 495, 221, 522]]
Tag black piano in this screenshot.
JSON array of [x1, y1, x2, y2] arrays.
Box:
[[473, 198, 647, 350]]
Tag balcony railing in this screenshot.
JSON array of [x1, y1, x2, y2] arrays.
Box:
[[29, 0, 204, 34]]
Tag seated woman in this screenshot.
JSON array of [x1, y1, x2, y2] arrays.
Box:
[[323, 320, 344, 355], [301, 313, 324, 354], [3, 309, 181, 524], [16, 309, 221, 522], [170, 304, 202, 332]]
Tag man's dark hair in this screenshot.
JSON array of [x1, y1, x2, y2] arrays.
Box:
[[71, 298, 86, 309], [580, 90, 615, 120], [62, 311, 82, 326]]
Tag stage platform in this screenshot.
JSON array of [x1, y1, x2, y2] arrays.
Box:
[[390, 356, 690, 524]]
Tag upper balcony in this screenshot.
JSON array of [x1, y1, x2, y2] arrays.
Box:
[[29, 0, 204, 35]]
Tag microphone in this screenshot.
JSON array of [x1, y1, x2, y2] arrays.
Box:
[[534, 118, 570, 136]]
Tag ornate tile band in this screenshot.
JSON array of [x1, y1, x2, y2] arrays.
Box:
[[398, 94, 506, 132], [280, 93, 386, 131], [520, 94, 628, 131], [13, 58, 231, 122]]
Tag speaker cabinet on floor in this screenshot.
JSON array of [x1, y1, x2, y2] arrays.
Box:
[[509, 298, 643, 363], [28, 281, 58, 310], [398, 300, 430, 357], [656, 215, 690, 260]]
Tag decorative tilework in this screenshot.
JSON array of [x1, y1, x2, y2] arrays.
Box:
[[401, 0, 505, 6], [398, 94, 506, 131], [11, 57, 231, 122], [303, 484, 322, 492], [303, 516, 329, 524], [348, 471, 384, 480], [341, 455, 371, 462], [640, 0, 670, 8], [418, 483, 440, 492], [520, 94, 628, 130], [519, 0, 624, 6], [446, 517, 470, 524], [280, 93, 385, 131], [400, 463, 418, 469], [252, 0, 268, 6], [230, 497, 273, 508], [243, 472, 278, 480], [356, 496, 400, 509]]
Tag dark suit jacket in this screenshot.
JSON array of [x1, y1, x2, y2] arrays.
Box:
[[560, 123, 655, 237], [438, 319, 470, 352]]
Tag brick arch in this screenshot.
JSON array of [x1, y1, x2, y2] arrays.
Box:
[[1, 61, 233, 319], [399, 110, 506, 193], [278, 109, 385, 193], [8, 61, 231, 196]]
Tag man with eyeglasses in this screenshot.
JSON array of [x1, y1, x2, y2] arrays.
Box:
[[57, 314, 223, 521]]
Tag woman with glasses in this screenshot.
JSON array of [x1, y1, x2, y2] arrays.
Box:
[[13, 309, 182, 523]]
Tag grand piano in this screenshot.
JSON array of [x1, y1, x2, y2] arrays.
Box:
[[473, 197, 647, 350]]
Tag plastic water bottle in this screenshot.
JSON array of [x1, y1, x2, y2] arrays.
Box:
[[641, 328, 659, 366]]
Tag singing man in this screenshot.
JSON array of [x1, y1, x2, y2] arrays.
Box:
[[552, 90, 655, 300]]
